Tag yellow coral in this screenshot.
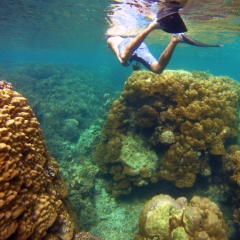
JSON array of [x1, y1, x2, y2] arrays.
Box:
[[93, 70, 240, 195], [135, 105, 158, 128], [230, 150, 240, 185], [0, 88, 76, 239], [136, 194, 227, 240]]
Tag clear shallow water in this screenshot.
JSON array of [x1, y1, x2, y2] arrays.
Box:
[[1, 1, 240, 239], [0, 0, 240, 82]]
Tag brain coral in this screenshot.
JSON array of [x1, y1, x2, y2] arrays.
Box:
[[0, 86, 76, 239], [135, 194, 227, 240], [93, 70, 239, 195]]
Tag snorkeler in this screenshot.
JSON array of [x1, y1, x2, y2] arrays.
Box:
[[107, 8, 222, 74]]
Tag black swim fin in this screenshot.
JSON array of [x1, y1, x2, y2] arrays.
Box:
[[175, 34, 223, 47], [157, 9, 187, 34]]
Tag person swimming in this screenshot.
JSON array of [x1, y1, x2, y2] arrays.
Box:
[[106, 3, 222, 73]]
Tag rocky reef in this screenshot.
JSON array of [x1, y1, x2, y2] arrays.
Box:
[[2, 64, 240, 239], [93, 70, 240, 197], [135, 194, 227, 240]]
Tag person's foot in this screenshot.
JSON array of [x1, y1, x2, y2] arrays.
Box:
[[149, 18, 163, 30], [173, 33, 199, 45], [172, 33, 187, 43], [173, 33, 223, 47]]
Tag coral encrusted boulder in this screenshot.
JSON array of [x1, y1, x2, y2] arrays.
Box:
[[92, 70, 240, 196], [135, 194, 227, 240], [0, 83, 76, 239]]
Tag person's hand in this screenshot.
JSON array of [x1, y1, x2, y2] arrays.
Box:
[[117, 55, 129, 67]]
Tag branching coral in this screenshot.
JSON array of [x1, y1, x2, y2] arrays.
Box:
[[93, 70, 240, 195]]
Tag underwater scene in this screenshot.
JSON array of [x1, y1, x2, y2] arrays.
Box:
[[1, 0, 240, 239]]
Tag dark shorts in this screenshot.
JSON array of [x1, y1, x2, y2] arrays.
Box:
[[118, 37, 157, 70]]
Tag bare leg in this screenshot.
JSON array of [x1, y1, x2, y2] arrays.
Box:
[[150, 36, 179, 74], [120, 21, 160, 62]]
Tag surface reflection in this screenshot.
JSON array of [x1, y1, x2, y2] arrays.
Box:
[[0, 0, 239, 49]]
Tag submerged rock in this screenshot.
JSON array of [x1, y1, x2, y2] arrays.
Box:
[[135, 194, 227, 240]]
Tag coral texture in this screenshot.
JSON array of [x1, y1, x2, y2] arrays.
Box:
[[60, 154, 99, 230], [93, 70, 239, 195], [135, 194, 227, 240], [233, 207, 240, 231], [221, 145, 240, 186], [74, 231, 102, 240], [1, 63, 116, 162], [0, 87, 76, 239], [230, 150, 240, 185]]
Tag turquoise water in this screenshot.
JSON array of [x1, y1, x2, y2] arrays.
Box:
[[1, 0, 240, 239], [1, 0, 240, 82]]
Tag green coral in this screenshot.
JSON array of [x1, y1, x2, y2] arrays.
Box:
[[137, 194, 228, 240], [171, 227, 188, 239], [120, 135, 158, 178]]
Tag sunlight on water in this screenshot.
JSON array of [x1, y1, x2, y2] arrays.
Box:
[[0, 0, 239, 79], [0, 0, 239, 49], [106, 0, 240, 43], [0, 0, 109, 49]]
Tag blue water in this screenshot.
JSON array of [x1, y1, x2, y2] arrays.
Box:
[[1, 0, 240, 84], [1, 1, 240, 239], [1, 39, 239, 88]]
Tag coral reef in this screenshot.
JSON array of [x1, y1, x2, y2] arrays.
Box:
[[0, 63, 117, 161], [76, 125, 102, 157], [93, 70, 240, 196], [63, 119, 81, 142], [2, 65, 240, 239], [60, 154, 99, 230], [0, 63, 116, 239], [74, 231, 101, 240], [221, 145, 240, 183], [0, 80, 12, 90], [220, 145, 240, 235], [135, 194, 227, 240], [105, 134, 159, 196], [0, 86, 78, 239], [229, 150, 240, 186], [90, 176, 146, 240], [233, 207, 240, 231]]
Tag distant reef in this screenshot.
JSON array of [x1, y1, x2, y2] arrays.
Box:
[[0, 63, 117, 162]]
